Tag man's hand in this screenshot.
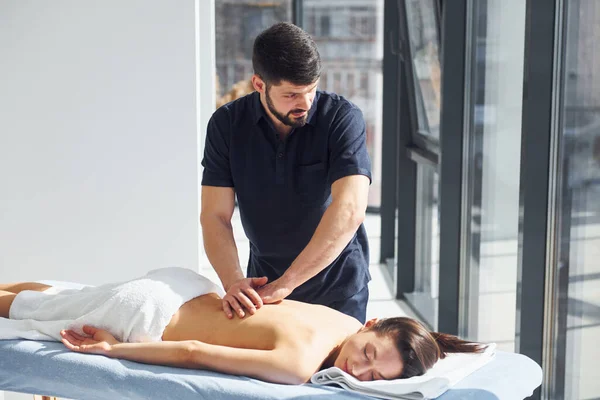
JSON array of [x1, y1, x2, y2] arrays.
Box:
[[256, 278, 294, 305], [60, 325, 120, 356], [223, 276, 268, 319]]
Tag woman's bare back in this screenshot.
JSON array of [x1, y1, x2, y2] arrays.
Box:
[[162, 293, 362, 366]]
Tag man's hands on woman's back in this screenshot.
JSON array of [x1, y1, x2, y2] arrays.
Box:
[[222, 277, 267, 318]]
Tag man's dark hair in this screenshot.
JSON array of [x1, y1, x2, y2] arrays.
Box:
[[252, 22, 321, 87]]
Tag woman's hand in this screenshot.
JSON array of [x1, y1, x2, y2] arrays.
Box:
[[60, 325, 120, 356]]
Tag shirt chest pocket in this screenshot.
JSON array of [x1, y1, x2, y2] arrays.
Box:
[[294, 162, 329, 206]]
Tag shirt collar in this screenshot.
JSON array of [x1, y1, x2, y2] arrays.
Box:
[[252, 90, 320, 127]]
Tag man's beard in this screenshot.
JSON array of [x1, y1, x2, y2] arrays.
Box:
[[265, 89, 309, 128]]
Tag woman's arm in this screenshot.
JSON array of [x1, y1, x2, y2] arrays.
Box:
[[61, 326, 312, 385]]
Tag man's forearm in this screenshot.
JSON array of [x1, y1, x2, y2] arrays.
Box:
[[201, 215, 244, 289], [281, 200, 364, 289]]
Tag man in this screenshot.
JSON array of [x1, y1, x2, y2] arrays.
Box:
[[201, 22, 372, 323]]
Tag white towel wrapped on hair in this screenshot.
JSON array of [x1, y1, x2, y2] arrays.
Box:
[[311, 344, 497, 400]]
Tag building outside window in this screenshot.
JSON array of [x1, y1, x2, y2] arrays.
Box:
[[304, 0, 384, 208], [214, 0, 292, 107]]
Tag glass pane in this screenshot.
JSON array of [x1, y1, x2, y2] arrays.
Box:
[[552, 1, 600, 398], [304, 1, 384, 208], [215, 1, 292, 106], [404, 0, 441, 141], [404, 164, 439, 330], [461, 0, 526, 352]]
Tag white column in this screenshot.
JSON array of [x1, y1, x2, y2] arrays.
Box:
[[195, 0, 217, 269]]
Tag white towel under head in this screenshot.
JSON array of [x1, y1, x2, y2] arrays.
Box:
[[3, 267, 225, 342], [311, 343, 496, 400]]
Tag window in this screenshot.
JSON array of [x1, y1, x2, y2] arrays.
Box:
[[304, 0, 384, 208], [333, 72, 341, 93], [215, 1, 292, 106], [461, 0, 526, 353], [550, 1, 600, 398], [321, 15, 331, 37], [404, 0, 441, 142]]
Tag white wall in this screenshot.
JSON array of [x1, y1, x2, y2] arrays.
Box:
[[0, 1, 218, 398], [0, 0, 202, 283], [195, 0, 216, 269], [0, 1, 220, 397]]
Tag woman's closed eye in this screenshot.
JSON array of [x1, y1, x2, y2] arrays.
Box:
[[364, 346, 376, 380]]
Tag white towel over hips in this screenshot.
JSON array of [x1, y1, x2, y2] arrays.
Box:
[[5, 267, 225, 343]]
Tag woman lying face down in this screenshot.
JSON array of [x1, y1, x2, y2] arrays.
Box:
[[328, 317, 485, 381], [1, 268, 484, 385]]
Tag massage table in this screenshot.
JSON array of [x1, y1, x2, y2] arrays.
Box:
[[0, 340, 541, 399], [1, 280, 542, 399]]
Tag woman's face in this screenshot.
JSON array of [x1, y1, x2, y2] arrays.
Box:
[[334, 329, 404, 381]]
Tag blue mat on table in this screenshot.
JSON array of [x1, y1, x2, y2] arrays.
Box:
[[0, 340, 541, 399]]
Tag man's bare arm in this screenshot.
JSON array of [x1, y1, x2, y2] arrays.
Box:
[[200, 186, 266, 317], [259, 174, 369, 301], [200, 186, 242, 287]]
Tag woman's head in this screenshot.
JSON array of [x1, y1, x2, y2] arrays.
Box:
[[334, 317, 485, 381]]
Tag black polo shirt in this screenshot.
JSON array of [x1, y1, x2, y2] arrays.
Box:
[[201, 90, 371, 305]]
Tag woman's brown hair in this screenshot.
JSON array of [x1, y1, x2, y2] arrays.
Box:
[[369, 317, 486, 379]]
